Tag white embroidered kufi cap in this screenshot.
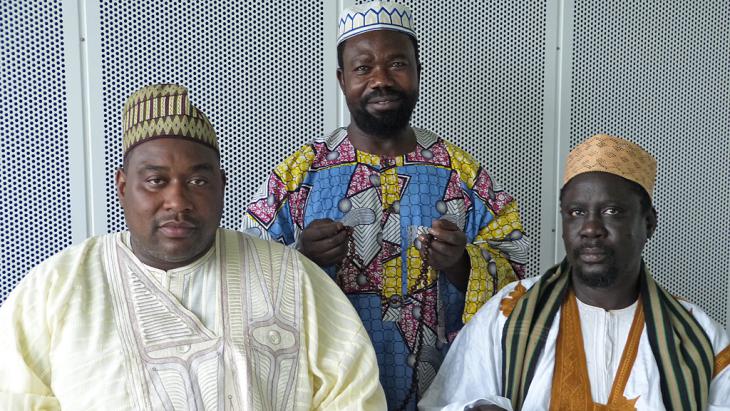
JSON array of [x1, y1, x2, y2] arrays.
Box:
[[337, 1, 416, 45]]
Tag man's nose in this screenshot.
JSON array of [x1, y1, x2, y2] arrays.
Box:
[[164, 182, 193, 213], [579, 214, 607, 238], [369, 66, 394, 89]]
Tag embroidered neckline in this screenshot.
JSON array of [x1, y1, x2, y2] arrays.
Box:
[[549, 288, 644, 410], [118, 230, 217, 274]]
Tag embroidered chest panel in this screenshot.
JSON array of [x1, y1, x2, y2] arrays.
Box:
[[103, 233, 302, 410]]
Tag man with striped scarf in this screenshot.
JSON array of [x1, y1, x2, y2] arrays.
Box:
[[420, 134, 730, 410]]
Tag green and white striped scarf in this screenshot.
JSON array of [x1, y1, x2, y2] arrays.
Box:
[[501, 260, 714, 410]]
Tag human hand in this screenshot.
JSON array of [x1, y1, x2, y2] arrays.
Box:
[[298, 219, 349, 267], [418, 219, 470, 290], [419, 219, 467, 272]]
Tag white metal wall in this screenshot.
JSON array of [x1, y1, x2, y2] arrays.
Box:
[[90, 1, 335, 234], [562, 0, 730, 328], [2, 0, 728, 329], [0, 0, 84, 304]]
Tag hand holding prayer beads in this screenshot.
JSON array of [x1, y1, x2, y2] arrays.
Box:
[[418, 219, 467, 270], [418, 219, 470, 291], [298, 219, 349, 267]]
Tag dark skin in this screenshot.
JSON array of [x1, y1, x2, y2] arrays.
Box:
[[299, 30, 470, 290], [461, 174, 655, 411], [434, 174, 653, 411], [337, 30, 419, 155], [116, 138, 226, 271], [298, 219, 349, 267], [419, 220, 470, 291], [560, 172, 656, 310]]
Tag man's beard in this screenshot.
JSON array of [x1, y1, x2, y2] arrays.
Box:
[[349, 89, 417, 136], [573, 267, 618, 288], [570, 249, 618, 288]]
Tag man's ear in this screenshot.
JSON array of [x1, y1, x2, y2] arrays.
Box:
[[337, 68, 345, 92], [646, 207, 658, 240], [220, 169, 227, 189], [115, 167, 127, 206]]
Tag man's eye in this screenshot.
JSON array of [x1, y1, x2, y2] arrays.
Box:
[[391, 61, 406, 68], [146, 178, 164, 186], [603, 207, 620, 215], [355, 65, 369, 73], [189, 178, 208, 186], [569, 209, 585, 217]]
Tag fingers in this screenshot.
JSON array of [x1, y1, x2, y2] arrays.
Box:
[[428, 219, 464, 246], [428, 238, 462, 257], [425, 239, 462, 270], [300, 219, 349, 266], [431, 218, 458, 232], [308, 229, 349, 253], [423, 220, 466, 249], [313, 241, 349, 266], [419, 220, 467, 271], [301, 219, 345, 242]]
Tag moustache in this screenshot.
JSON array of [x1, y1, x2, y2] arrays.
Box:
[[157, 216, 199, 229], [363, 89, 407, 104]]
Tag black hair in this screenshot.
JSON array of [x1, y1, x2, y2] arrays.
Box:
[[337, 34, 421, 70]]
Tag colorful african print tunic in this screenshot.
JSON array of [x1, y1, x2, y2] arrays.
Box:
[[242, 127, 528, 409]]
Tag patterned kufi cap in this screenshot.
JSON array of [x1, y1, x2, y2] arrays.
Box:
[[337, 1, 416, 46], [563, 134, 657, 199], [122, 84, 218, 157]]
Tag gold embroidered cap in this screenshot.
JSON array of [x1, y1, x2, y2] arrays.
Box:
[[122, 84, 218, 157], [337, 1, 416, 46], [563, 134, 657, 199]]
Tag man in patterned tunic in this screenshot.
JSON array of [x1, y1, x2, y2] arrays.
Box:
[[0, 84, 385, 410], [241, 2, 529, 408]]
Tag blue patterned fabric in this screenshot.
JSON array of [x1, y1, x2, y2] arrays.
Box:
[[243, 127, 528, 409]]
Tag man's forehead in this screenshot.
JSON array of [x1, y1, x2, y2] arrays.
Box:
[[131, 161, 215, 170], [341, 31, 416, 64], [562, 172, 643, 202], [126, 138, 219, 167]]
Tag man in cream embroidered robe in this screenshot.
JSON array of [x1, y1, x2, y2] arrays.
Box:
[[0, 229, 386, 410], [418, 276, 730, 410], [0, 83, 385, 410]]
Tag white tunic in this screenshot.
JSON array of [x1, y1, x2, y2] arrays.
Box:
[[0, 229, 386, 410], [578, 298, 637, 403], [419, 276, 730, 411]]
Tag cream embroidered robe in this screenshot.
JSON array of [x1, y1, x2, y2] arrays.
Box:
[[418, 276, 730, 411], [0, 229, 386, 410]]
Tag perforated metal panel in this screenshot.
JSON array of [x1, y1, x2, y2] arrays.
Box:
[[358, 0, 550, 277], [568, 0, 730, 326], [1, 1, 73, 303], [4, 1, 727, 327], [99, 1, 328, 232]]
